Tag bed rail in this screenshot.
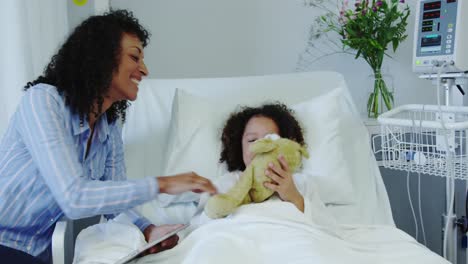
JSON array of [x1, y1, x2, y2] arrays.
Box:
[[51, 218, 74, 264]]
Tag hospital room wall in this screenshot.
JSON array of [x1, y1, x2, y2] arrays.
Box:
[[109, 0, 437, 113], [69, 0, 437, 114]]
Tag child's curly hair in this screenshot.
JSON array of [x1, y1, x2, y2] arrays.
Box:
[[220, 103, 305, 172]]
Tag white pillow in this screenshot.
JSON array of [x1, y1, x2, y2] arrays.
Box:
[[157, 90, 232, 206], [292, 88, 355, 204], [159, 88, 355, 206]]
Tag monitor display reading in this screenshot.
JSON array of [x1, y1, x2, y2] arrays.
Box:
[[423, 10, 441, 19], [424, 1, 441, 11]]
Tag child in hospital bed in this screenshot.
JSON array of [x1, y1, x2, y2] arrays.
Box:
[[71, 103, 339, 262], [189, 103, 339, 232]]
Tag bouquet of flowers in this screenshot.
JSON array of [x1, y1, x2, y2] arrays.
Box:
[[304, 0, 410, 117]]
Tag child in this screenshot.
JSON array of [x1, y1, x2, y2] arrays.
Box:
[[192, 103, 338, 230], [218, 103, 306, 212]]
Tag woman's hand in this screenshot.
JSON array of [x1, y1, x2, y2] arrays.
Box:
[[263, 155, 304, 212], [157, 172, 217, 195], [142, 224, 182, 255]]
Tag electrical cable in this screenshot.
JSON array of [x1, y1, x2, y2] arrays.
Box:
[[417, 106, 427, 246], [407, 168, 419, 241], [407, 101, 427, 246], [408, 114, 420, 243], [418, 171, 427, 246]]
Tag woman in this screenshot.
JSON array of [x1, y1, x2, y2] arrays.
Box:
[[0, 10, 216, 264]]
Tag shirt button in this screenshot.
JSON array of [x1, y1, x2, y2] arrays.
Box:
[[27, 246, 32, 250], [50, 219, 54, 222]]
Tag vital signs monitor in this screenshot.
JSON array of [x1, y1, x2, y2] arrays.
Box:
[[413, 0, 468, 73]]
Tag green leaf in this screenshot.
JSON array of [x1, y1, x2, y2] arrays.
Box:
[[392, 39, 399, 52], [355, 49, 362, 59]]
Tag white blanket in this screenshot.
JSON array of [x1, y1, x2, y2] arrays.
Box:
[[128, 201, 447, 264], [74, 200, 448, 264]]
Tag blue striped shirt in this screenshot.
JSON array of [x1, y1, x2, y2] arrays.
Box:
[[0, 84, 158, 262]]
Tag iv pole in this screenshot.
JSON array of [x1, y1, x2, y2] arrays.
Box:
[[419, 72, 467, 263], [441, 76, 457, 264]]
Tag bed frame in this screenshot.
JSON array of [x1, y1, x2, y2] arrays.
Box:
[[49, 71, 394, 264], [51, 219, 73, 264]]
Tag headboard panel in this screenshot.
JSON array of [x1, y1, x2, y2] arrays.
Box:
[[123, 71, 350, 177]]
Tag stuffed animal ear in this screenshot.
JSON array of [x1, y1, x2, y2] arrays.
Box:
[[250, 139, 277, 154], [300, 146, 310, 159]]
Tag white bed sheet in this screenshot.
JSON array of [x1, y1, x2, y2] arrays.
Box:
[[74, 201, 447, 264], [134, 201, 447, 264]]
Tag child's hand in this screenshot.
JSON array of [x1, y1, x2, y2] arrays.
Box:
[[263, 155, 304, 212]]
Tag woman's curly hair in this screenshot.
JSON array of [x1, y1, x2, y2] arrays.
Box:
[[24, 9, 150, 124], [220, 103, 305, 172]]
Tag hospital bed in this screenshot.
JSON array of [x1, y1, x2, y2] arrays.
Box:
[[51, 71, 448, 264]]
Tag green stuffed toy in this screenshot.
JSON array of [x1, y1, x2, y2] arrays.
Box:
[[204, 134, 309, 219]]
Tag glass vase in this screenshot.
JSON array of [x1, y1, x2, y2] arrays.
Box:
[[366, 71, 394, 118]]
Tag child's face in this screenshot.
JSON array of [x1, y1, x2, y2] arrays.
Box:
[[242, 116, 280, 166]]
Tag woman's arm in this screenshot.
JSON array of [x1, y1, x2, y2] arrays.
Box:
[[102, 126, 217, 231], [16, 87, 159, 219]]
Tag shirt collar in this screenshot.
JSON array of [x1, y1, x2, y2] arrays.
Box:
[[71, 113, 110, 143], [96, 114, 110, 143], [71, 113, 89, 136]]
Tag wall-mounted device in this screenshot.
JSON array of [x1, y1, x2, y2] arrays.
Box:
[[413, 0, 468, 73]]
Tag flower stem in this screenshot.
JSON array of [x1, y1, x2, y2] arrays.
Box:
[[367, 70, 394, 118]]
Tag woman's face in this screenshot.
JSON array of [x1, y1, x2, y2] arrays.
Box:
[[107, 33, 148, 102], [242, 116, 280, 166]]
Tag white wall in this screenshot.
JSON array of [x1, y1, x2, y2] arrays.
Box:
[[70, 0, 437, 114], [68, 0, 107, 30], [0, 0, 69, 137]]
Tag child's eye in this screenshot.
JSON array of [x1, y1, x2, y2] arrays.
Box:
[[248, 139, 257, 143], [130, 55, 139, 62]]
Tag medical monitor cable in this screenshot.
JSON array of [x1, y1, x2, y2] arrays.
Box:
[[407, 112, 427, 245], [418, 171, 427, 246], [407, 168, 419, 242], [407, 116, 418, 243], [417, 107, 427, 246]]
